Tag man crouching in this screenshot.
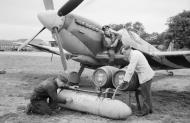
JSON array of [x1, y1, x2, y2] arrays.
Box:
[[26, 75, 73, 115]]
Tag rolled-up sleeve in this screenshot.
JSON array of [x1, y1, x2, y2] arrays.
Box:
[[47, 87, 67, 104], [47, 87, 59, 102], [124, 52, 138, 82]]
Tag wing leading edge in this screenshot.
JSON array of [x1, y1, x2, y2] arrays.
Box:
[[150, 50, 190, 56]]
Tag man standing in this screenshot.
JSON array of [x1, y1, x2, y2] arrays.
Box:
[[26, 75, 73, 115], [120, 46, 155, 116]]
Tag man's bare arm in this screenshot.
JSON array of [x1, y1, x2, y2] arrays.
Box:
[[47, 87, 67, 104]]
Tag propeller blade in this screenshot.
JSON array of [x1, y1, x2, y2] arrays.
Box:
[[53, 27, 67, 70], [58, 0, 84, 16], [17, 27, 46, 51], [43, 0, 54, 10]]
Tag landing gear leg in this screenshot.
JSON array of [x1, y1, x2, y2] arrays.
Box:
[[68, 64, 85, 86], [78, 64, 85, 79]]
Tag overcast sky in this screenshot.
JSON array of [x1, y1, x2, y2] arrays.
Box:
[[0, 0, 189, 40]]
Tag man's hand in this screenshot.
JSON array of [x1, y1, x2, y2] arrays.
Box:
[[69, 85, 79, 90], [119, 80, 128, 87], [66, 97, 73, 104], [119, 79, 125, 86]]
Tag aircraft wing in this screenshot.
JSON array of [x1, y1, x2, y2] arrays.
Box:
[[28, 44, 60, 55], [151, 50, 190, 56], [14, 42, 73, 59], [28, 44, 75, 60]]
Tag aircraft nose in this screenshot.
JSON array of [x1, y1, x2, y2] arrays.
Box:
[[37, 10, 65, 30]]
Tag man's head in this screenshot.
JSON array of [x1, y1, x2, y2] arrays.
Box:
[[102, 25, 111, 36], [55, 75, 68, 88], [121, 45, 131, 60]]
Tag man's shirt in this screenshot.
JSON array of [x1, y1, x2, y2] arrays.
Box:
[[31, 77, 59, 102], [103, 32, 121, 48], [124, 50, 155, 84]]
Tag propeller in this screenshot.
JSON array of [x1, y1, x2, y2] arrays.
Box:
[[58, 0, 84, 16], [43, 0, 54, 10], [53, 27, 67, 70], [55, 0, 84, 70], [19, 0, 84, 71], [17, 27, 46, 51]]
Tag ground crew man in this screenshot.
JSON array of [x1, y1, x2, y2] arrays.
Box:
[[120, 45, 155, 116], [102, 25, 122, 63], [26, 75, 73, 115]]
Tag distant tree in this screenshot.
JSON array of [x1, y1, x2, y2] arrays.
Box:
[[108, 24, 123, 31], [156, 32, 166, 44], [152, 31, 174, 50], [132, 22, 145, 36], [140, 32, 150, 41], [125, 22, 133, 31], [141, 32, 159, 44], [166, 10, 190, 48], [108, 22, 161, 45]]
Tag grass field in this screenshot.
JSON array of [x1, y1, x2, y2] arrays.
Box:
[[0, 52, 190, 123]]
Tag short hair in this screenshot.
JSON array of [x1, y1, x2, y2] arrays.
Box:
[[102, 25, 110, 31], [57, 75, 68, 83]]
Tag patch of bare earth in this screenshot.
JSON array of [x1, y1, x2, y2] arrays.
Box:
[[0, 52, 190, 123]]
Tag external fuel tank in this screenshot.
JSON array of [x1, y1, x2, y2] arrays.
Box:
[[58, 89, 132, 119]]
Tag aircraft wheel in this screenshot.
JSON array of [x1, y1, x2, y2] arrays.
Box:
[[68, 71, 80, 85]]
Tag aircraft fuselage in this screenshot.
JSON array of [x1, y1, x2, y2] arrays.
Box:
[[38, 11, 190, 70], [58, 14, 104, 57]]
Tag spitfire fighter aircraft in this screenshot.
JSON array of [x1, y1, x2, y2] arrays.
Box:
[[18, 0, 190, 83]]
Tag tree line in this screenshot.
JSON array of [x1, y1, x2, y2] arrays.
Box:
[[108, 10, 190, 50]]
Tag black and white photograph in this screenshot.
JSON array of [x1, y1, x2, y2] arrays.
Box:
[[0, 0, 190, 122]]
